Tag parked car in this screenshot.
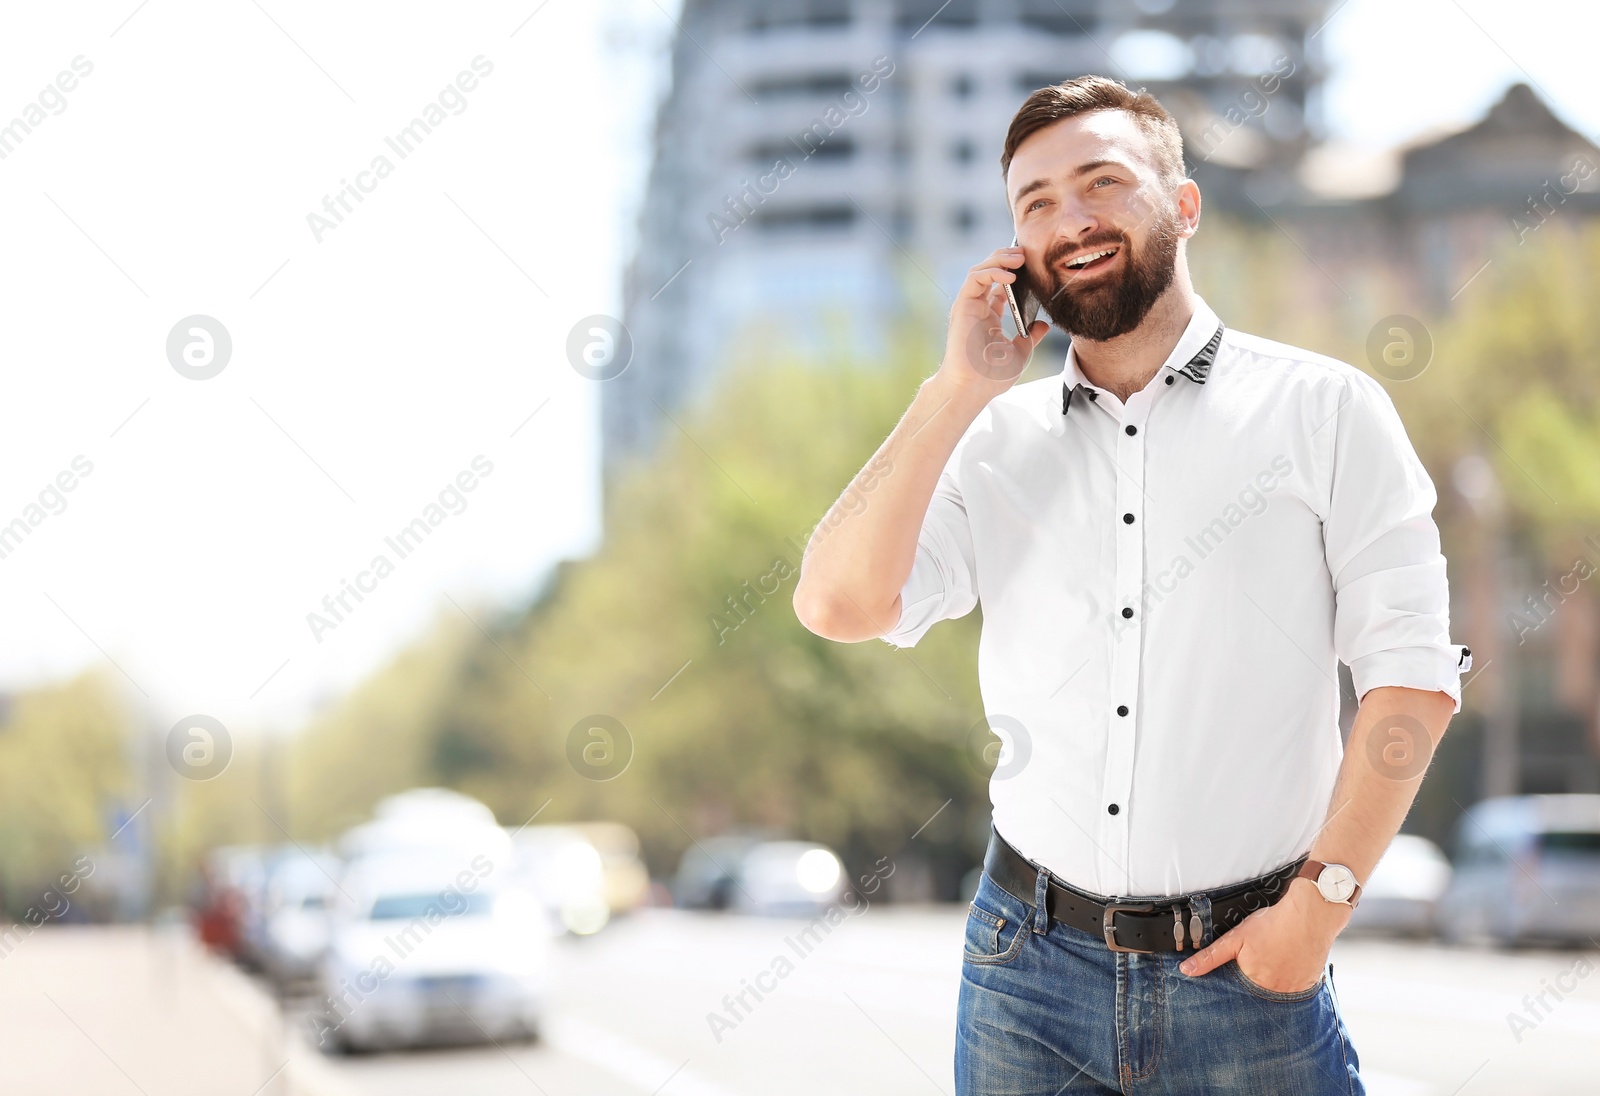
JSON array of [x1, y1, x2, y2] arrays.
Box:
[[507, 824, 611, 935], [257, 847, 341, 985], [1345, 834, 1451, 937], [732, 841, 845, 916], [339, 788, 513, 867], [672, 833, 770, 910], [673, 834, 845, 917], [192, 845, 268, 961], [1439, 794, 1600, 947], [568, 821, 651, 915], [316, 851, 550, 1053]]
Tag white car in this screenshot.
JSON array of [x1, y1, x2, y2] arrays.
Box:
[[339, 788, 514, 865], [260, 848, 341, 984], [567, 821, 651, 915], [731, 841, 845, 917], [508, 825, 612, 935], [314, 852, 551, 1053]]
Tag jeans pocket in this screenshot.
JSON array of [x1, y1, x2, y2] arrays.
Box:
[[962, 875, 1030, 966], [1225, 959, 1325, 1002]]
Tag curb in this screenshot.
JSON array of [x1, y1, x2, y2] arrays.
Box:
[[174, 926, 360, 1096]]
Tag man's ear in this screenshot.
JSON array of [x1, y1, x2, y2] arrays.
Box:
[[1174, 178, 1202, 237]]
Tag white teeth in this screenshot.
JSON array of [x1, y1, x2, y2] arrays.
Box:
[[1068, 247, 1115, 268]]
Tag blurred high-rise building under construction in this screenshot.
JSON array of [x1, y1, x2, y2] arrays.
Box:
[[607, 0, 1335, 477]]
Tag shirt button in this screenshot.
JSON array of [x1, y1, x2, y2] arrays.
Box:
[[1088, 391, 1098, 400], [1117, 705, 1129, 716], [1123, 513, 1135, 524], [1125, 425, 1137, 436], [1108, 804, 1120, 815], [1121, 607, 1133, 618], [1165, 375, 1174, 385]]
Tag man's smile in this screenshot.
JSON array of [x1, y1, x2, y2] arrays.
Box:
[[1060, 245, 1121, 274]]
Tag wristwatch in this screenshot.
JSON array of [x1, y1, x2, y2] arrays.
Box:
[[1295, 860, 1362, 908]]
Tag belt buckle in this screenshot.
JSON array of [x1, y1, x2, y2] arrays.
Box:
[[1101, 902, 1159, 953]]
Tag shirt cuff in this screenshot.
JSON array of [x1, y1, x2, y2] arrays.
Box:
[[879, 543, 946, 649], [1349, 643, 1471, 715]]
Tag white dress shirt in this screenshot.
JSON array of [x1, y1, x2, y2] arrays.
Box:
[[884, 296, 1470, 898]]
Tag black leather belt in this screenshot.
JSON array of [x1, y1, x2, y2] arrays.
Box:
[[982, 824, 1307, 953]]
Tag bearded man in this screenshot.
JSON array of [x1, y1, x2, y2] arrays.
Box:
[[793, 75, 1470, 1095]]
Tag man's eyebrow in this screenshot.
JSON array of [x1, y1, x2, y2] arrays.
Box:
[[1071, 158, 1126, 179], [1010, 160, 1131, 208], [1011, 177, 1051, 208]]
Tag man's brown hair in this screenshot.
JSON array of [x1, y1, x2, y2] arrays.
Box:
[[1000, 75, 1185, 188]]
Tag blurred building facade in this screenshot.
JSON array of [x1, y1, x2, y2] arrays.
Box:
[[610, 0, 1600, 802], [1274, 82, 1600, 315]]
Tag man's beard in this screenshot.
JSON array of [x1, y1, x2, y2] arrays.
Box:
[[1024, 211, 1181, 342]]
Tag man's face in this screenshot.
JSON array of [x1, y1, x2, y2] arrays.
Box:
[[1005, 110, 1193, 342]]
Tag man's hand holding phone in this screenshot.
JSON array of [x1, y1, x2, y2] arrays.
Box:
[[938, 244, 1050, 404], [794, 243, 1049, 644]]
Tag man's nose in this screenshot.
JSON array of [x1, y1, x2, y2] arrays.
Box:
[[1052, 201, 1098, 246]]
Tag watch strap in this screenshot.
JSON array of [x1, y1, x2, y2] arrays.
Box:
[[1296, 859, 1362, 907]]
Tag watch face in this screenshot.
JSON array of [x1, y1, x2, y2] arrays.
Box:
[[1318, 864, 1357, 903]]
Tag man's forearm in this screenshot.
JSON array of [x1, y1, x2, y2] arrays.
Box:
[[794, 243, 1044, 643], [1179, 684, 1459, 985], [792, 373, 988, 641], [1307, 684, 1458, 890]]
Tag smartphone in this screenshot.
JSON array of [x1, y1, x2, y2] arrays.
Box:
[[1003, 234, 1041, 336]]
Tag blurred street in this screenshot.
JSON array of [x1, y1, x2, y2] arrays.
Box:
[[0, 924, 334, 1096], [311, 909, 1600, 1096], [12, 909, 1594, 1096]]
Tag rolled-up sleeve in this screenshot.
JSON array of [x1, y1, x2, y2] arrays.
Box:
[[1322, 369, 1469, 714], [880, 443, 979, 649]]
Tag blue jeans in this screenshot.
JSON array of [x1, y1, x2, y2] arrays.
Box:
[[956, 868, 1365, 1095]]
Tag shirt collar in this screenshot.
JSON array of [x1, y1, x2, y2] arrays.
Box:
[[1057, 298, 1225, 415]]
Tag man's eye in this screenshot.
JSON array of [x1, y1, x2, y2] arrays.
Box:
[[1092, 177, 1115, 188], [1026, 198, 1048, 211]]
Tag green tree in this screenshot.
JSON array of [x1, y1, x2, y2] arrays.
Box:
[[289, 320, 993, 887], [0, 671, 131, 914]]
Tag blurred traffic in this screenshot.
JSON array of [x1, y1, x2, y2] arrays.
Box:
[[163, 785, 1600, 1071], [179, 787, 876, 1056]]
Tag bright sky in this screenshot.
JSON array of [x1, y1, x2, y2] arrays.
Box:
[[0, 0, 1592, 740], [1320, 0, 1599, 148], [0, 0, 668, 737]]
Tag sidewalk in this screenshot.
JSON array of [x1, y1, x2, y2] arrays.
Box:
[[0, 923, 352, 1096]]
